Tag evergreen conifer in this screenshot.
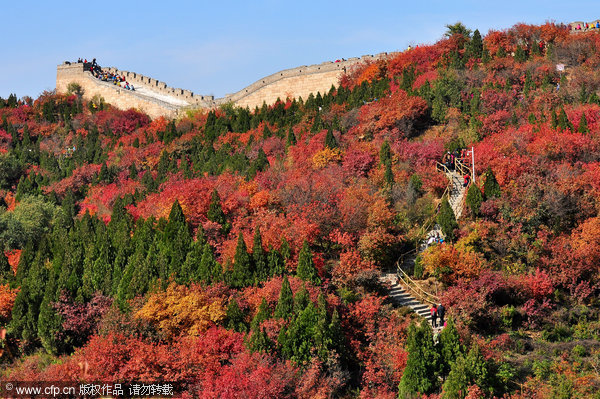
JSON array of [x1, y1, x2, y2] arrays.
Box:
[[557, 108, 573, 131], [482, 167, 501, 199], [325, 128, 338, 149], [296, 240, 321, 285], [252, 227, 268, 283], [465, 183, 483, 217], [398, 323, 440, 397], [437, 198, 458, 242], [274, 275, 294, 319], [226, 297, 247, 332], [230, 232, 253, 288], [578, 113, 589, 133]]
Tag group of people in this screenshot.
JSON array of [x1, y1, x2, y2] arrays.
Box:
[[571, 21, 600, 31], [77, 58, 135, 91], [441, 149, 472, 188], [442, 149, 467, 171], [426, 232, 444, 247], [430, 303, 446, 328]]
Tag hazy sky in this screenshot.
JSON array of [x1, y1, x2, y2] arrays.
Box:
[[0, 1, 595, 99]]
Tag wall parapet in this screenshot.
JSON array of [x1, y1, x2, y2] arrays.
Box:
[[102, 66, 216, 106], [569, 20, 600, 32], [219, 52, 390, 105], [57, 51, 394, 117]]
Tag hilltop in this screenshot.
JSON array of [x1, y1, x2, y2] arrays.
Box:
[[1, 20, 600, 398]]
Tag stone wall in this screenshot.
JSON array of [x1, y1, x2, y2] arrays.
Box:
[[56, 52, 393, 118], [102, 66, 216, 106], [57, 63, 180, 119], [221, 53, 390, 109], [569, 20, 600, 32]]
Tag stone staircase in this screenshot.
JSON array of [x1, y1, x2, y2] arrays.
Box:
[[380, 161, 469, 329], [381, 272, 432, 321], [446, 170, 468, 219]]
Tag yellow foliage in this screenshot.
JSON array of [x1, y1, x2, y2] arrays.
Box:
[[421, 243, 485, 285], [312, 148, 342, 169], [367, 197, 395, 229], [136, 283, 225, 339]]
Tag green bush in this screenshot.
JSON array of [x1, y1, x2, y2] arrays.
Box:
[[572, 344, 587, 357], [413, 255, 424, 279], [541, 323, 572, 342], [532, 359, 552, 380], [437, 198, 457, 242]]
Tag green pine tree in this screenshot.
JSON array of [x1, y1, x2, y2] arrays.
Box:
[[465, 183, 483, 217], [441, 354, 470, 399], [248, 326, 273, 354], [199, 242, 219, 283], [467, 29, 483, 59], [274, 275, 294, 319], [398, 322, 440, 397], [439, 318, 463, 376], [250, 297, 271, 331], [384, 162, 395, 189], [296, 240, 321, 285], [252, 227, 268, 283], [225, 297, 247, 332], [230, 232, 253, 288], [0, 251, 13, 284], [437, 198, 458, 241], [268, 246, 285, 276], [286, 127, 297, 148], [482, 167, 501, 199], [557, 108, 573, 131], [578, 113, 589, 133], [514, 45, 527, 62], [551, 109, 559, 129], [325, 128, 338, 149], [280, 237, 291, 264], [293, 284, 310, 314], [380, 140, 392, 166], [181, 241, 202, 284], [279, 301, 319, 365], [207, 189, 227, 227]]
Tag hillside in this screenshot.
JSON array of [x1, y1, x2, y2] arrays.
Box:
[[1, 21, 600, 398]]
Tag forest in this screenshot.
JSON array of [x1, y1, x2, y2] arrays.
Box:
[[1, 21, 600, 398]]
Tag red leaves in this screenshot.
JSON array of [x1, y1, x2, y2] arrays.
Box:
[[0, 284, 19, 325], [5, 249, 21, 275], [357, 90, 428, 137]]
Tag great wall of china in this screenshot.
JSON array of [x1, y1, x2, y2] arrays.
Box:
[[56, 53, 390, 119]]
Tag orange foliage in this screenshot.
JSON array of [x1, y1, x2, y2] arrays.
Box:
[[356, 62, 384, 86], [0, 284, 19, 324], [367, 197, 395, 229], [312, 147, 342, 169], [332, 250, 376, 283], [4, 192, 15, 211], [421, 243, 485, 285], [357, 89, 427, 136], [249, 190, 270, 211], [135, 282, 225, 339], [5, 249, 21, 275]]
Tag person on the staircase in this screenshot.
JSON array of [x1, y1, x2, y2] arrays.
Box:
[[430, 304, 438, 328], [463, 173, 470, 187], [437, 303, 445, 326]]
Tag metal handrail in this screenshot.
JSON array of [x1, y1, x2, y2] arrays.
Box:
[[396, 259, 440, 305], [391, 158, 466, 308]]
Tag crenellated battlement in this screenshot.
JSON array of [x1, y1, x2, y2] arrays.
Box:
[[56, 52, 392, 118], [569, 20, 600, 33]]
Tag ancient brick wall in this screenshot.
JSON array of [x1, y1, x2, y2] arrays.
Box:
[[56, 52, 392, 118]]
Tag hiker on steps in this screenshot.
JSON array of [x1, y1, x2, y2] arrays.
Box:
[[430, 304, 438, 328], [437, 303, 445, 326], [463, 173, 470, 187]]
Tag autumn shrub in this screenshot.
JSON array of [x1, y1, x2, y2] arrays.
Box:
[[135, 282, 225, 340]]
